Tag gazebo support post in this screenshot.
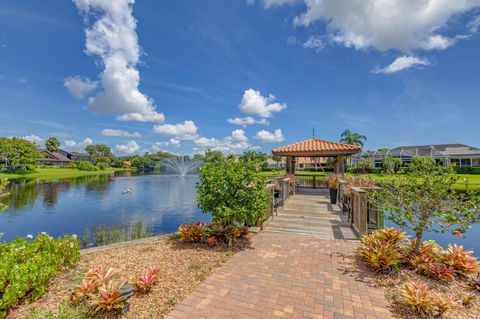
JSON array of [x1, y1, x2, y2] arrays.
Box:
[[286, 156, 296, 176], [334, 155, 345, 174]]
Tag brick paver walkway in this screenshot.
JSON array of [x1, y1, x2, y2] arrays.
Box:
[[167, 232, 393, 319]]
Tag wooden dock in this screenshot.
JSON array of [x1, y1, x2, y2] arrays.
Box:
[[266, 188, 358, 240]]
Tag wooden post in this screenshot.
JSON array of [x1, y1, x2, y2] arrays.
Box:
[[286, 156, 296, 176], [334, 155, 345, 174]]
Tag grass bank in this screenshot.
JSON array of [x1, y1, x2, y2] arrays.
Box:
[[260, 170, 480, 191], [0, 167, 130, 181]]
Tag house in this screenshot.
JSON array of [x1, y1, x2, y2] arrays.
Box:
[[352, 144, 480, 167], [295, 157, 328, 170], [38, 149, 93, 167], [38, 149, 72, 167]]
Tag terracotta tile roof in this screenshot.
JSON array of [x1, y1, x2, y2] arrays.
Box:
[[272, 138, 360, 155]]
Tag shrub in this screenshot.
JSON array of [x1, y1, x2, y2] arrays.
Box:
[[425, 264, 455, 282], [71, 279, 99, 303], [73, 161, 97, 171], [0, 233, 80, 317], [358, 228, 406, 272], [177, 222, 206, 242], [132, 267, 161, 293], [96, 161, 109, 170], [441, 244, 480, 275], [196, 158, 270, 227], [205, 236, 219, 246], [90, 282, 125, 312], [407, 240, 442, 272], [400, 282, 436, 315]]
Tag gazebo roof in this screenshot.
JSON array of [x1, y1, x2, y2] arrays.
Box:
[[272, 138, 361, 157]]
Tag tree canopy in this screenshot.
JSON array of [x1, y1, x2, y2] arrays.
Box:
[[0, 137, 39, 171], [45, 137, 60, 153], [340, 129, 367, 148]]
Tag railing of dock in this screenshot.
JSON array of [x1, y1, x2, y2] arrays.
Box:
[[349, 186, 384, 237], [266, 177, 295, 215], [294, 174, 327, 188]]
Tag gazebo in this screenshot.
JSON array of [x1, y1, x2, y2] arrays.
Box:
[[272, 138, 361, 175]]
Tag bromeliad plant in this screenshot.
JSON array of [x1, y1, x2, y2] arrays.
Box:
[[441, 244, 479, 276], [131, 267, 161, 293], [177, 222, 206, 243], [400, 281, 456, 317], [90, 282, 126, 312], [0, 233, 80, 318]]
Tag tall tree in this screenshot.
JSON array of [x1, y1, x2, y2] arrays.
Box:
[[340, 129, 367, 148], [0, 137, 39, 171], [45, 137, 60, 153]]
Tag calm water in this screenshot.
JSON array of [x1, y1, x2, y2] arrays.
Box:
[[0, 173, 210, 243]]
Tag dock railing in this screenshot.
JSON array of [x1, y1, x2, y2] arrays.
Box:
[[294, 174, 327, 188], [350, 186, 384, 237], [267, 177, 295, 215]]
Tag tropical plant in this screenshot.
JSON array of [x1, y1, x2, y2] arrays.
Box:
[[0, 233, 80, 318], [85, 266, 117, 285], [177, 222, 206, 242], [205, 236, 219, 246], [407, 240, 442, 272], [90, 282, 125, 312], [400, 282, 436, 315], [425, 264, 455, 281], [370, 156, 480, 253], [468, 274, 480, 291], [381, 155, 402, 174], [356, 159, 374, 173], [327, 174, 339, 189], [0, 137, 39, 171], [132, 267, 161, 293], [340, 129, 366, 148], [45, 137, 60, 153], [441, 244, 479, 275], [196, 157, 270, 227], [71, 279, 100, 303]]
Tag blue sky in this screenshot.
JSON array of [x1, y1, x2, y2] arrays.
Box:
[[1, 0, 480, 155]]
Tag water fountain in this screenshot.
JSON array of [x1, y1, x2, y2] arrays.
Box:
[[162, 156, 201, 177]]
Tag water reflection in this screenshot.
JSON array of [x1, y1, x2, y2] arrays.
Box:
[[0, 173, 209, 242]]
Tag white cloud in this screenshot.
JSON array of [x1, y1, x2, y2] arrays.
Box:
[[257, 0, 480, 52], [247, 0, 300, 8], [62, 138, 93, 152], [64, 76, 98, 99], [115, 140, 140, 154], [193, 129, 259, 154], [227, 116, 268, 127], [239, 89, 287, 118], [373, 56, 430, 74], [20, 135, 44, 145], [286, 35, 298, 45], [152, 120, 198, 140], [231, 129, 248, 142], [70, 0, 164, 123], [101, 129, 142, 138], [303, 35, 323, 51], [151, 138, 181, 152], [255, 129, 284, 143]]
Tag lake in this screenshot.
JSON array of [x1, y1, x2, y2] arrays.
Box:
[[0, 173, 210, 245]]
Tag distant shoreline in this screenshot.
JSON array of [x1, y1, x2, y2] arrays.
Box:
[[0, 167, 131, 182]]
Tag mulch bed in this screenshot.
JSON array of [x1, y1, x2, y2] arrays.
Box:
[[336, 251, 480, 319], [9, 236, 252, 319]]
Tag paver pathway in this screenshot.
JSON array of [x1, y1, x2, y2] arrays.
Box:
[[167, 231, 393, 319]]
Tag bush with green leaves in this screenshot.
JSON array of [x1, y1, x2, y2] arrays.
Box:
[[72, 161, 97, 171], [0, 137, 39, 171], [381, 155, 402, 174], [0, 233, 80, 317], [0, 178, 8, 211], [370, 156, 480, 253], [356, 159, 374, 173], [196, 158, 270, 227]]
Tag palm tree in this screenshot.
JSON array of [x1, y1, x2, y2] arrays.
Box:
[[340, 129, 367, 148]]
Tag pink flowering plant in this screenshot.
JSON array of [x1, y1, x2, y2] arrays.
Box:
[[196, 156, 270, 227]]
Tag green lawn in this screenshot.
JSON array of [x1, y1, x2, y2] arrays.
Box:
[[260, 170, 480, 191], [0, 167, 130, 181]]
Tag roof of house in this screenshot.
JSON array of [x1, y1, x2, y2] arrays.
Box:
[[39, 149, 71, 162], [354, 143, 480, 158], [272, 138, 361, 156]]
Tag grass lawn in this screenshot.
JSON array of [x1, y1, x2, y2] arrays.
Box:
[[260, 170, 480, 191], [0, 167, 130, 181]]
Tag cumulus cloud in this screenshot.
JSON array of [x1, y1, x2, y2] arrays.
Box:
[[115, 140, 140, 154], [373, 56, 430, 74], [20, 135, 44, 145], [227, 116, 268, 127], [70, 0, 164, 123], [64, 76, 98, 98], [152, 120, 198, 140], [151, 138, 181, 152], [231, 129, 248, 142], [303, 35, 323, 51], [255, 0, 480, 53], [101, 129, 142, 138], [62, 138, 93, 152], [255, 129, 284, 143], [239, 89, 287, 118], [193, 129, 259, 154]]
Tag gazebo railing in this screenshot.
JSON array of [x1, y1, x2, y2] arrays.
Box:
[[294, 174, 327, 188]]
